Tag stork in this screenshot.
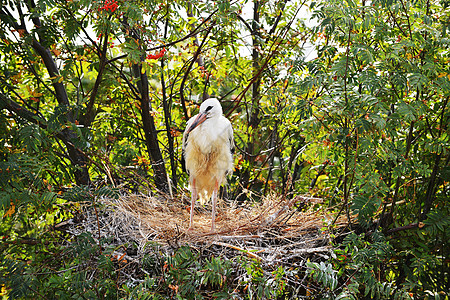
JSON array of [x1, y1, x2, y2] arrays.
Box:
[[182, 98, 234, 232]]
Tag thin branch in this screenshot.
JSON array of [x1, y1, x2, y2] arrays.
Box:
[[179, 23, 215, 119]]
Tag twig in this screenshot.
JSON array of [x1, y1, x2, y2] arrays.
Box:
[[386, 222, 424, 235], [212, 241, 262, 261], [32, 264, 87, 276]]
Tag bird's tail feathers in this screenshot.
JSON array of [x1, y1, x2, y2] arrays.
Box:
[[198, 191, 211, 205]]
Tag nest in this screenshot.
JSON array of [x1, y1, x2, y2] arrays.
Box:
[[61, 193, 348, 264], [54, 191, 354, 294]]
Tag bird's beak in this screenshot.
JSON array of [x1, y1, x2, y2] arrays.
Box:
[[187, 112, 207, 133]]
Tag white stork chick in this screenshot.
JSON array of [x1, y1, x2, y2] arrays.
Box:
[[182, 98, 234, 231]]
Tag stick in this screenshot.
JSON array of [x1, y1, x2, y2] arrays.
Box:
[[212, 241, 262, 261]]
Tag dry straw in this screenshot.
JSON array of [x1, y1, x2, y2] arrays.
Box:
[[64, 193, 349, 263]]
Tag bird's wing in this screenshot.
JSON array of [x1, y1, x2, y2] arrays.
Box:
[[223, 118, 235, 177], [228, 121, 235, 155], [183, 115, 197, 151], [181, 149, 187, 173], [219, 116, 234, 155], [182, 115, 197, 173]]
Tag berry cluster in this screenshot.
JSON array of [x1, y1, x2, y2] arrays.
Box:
[[99, 0, 118, 12], [147, 48, 166, 60]]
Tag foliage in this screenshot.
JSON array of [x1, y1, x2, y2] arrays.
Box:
[[0, 0, 449, 298], [297, 0, 450, 296], [302, 0, 450, 231], [332, 232, 410, 299], [144, 246, 234, 298], [1, 231, 121, 299], [307, 261, 338, 293]]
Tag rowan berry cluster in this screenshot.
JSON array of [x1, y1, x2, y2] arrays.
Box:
[[147, 48, 166, 60], [99, 0, 118, 12]]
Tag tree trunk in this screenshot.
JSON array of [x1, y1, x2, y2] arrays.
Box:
[[63, 131, 91, 186], [239, 0, 262, 198], [161, 17, 178, 191], [132, 65, 169, 192]]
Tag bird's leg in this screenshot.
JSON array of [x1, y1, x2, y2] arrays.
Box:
[[210, 179, 219, 232], [189, 178, 197, 231]]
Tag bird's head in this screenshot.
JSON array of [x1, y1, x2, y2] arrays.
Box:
[[186, 98, 223, 134]]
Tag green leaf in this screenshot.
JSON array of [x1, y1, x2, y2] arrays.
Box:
[[397, 102, 417, 121], [408, 73, 429, 91]]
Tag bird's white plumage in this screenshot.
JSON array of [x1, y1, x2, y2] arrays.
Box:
[[182, 98, 234, 231]]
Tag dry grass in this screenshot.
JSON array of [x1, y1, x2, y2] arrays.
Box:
[[62, 193, 349, 259], [60, 192, 351, 288], [102, 194, 327, 242]]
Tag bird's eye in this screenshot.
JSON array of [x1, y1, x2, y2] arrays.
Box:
[[205, 105, 213, 112]]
